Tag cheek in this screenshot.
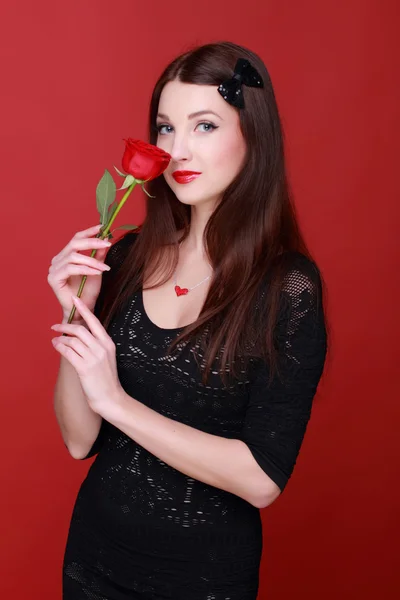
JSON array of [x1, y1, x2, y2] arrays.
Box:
[[209, 133, 246, 178], [156, 135, 168, 151]]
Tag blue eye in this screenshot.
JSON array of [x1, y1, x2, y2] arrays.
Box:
[[156, 122, 218, 135], [197, 122, 218, 133], [156, 124, 173, 135]]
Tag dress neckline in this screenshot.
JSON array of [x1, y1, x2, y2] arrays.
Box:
[[138, 287, 186, 333]]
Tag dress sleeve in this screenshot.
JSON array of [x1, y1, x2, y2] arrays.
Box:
[[241, 254, 328, 493], [80, 231, 138, 460]]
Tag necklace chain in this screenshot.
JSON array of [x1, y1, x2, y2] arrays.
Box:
[[174, 241, 212, 293], [173, 271, 211, 291]]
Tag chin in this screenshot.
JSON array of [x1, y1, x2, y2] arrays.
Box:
[[177, 195, 220, 210], [175, 196, 201, 206]]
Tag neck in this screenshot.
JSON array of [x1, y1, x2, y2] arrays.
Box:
[[179, 203, 216, 258]]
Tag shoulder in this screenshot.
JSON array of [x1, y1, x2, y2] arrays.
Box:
[[283, 251, 321, 290], [256, 251, 324, 316], [281, 251, 322, 289], [275, 251, 326, 335], [279, 251, 323, 305]]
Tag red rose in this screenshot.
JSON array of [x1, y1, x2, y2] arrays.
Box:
[[121, 139, 171, 181]]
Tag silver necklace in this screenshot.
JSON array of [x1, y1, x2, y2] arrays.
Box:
[[173, 242, 212, 297]]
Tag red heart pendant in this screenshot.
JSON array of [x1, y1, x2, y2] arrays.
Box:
[[175, 285, 189, 296]]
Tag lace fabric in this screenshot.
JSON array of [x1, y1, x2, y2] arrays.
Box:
[[62, 232, 327, 599]]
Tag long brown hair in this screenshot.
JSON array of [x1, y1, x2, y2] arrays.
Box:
[[99, 41, 328, 387]]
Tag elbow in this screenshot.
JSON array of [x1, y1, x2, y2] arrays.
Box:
[[249, 481, 282, 509], [65, 442, 87, 460], [234, 440, 283, 508], [252, 489, 281, 509]]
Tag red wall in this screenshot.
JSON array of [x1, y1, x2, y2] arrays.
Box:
[[1, 1, 398, 597]]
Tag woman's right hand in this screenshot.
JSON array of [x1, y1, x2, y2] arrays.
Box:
[[47, 224, 113, 323]]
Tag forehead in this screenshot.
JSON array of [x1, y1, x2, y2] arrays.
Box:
[[157, 80, 233, 119]]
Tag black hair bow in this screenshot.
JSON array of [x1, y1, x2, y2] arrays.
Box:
[[218, 58, 264, 109]]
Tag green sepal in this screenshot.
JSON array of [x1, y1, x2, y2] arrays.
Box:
[[96, 169, 116, 226], [141, 183, 155, 198], [113, 165, 126, 177], [117, 174, 135, 191]]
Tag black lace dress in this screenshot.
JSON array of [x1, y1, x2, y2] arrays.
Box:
[[62, 232, 327, 599]]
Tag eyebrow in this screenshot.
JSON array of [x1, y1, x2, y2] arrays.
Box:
[[156, 110, 223, 121]]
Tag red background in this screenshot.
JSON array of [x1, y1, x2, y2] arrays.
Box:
[[1, 1, 398, 598]]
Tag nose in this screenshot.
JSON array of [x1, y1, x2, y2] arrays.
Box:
[[169, 133, 193, 164]]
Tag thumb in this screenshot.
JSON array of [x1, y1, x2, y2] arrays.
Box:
[[95, 246, 109, 262]]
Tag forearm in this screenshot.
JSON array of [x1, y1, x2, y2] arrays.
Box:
[[53, 318, 101, 458], [100, 389, 278, 508]]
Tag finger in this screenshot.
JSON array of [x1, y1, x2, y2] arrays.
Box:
[[76, 224, 103, 237], [71, 295, 106, 339], [54, 236, 111, 265], [51, 321, 95, 345], [68, 236, 112, 253], [52, 334, 91, 359], [72, 294, 111, 343], [51, 251, 111, 273], [51, 337, 83, 371], [94, 246, 109, 260], [52, 224, 101, 262], [48, 263, 105, 282]]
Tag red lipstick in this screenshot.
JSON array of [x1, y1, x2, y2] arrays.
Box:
[[172, 170, 202, 184]]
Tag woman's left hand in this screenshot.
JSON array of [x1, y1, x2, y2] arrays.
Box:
[[50, 294, 124, 415]]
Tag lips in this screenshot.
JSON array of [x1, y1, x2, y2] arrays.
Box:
[[172, 170, 202, 184]]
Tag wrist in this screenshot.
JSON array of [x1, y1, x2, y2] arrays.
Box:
[[99, 387, 130, 424]]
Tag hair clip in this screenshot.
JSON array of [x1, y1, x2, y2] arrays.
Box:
[[217, 58, 264, 109]]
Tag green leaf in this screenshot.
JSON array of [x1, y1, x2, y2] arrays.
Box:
[[113, 165, 126, 177], [112, 224, 139, 232], [117, 174, 135, 191], [108, 201, 119, 221], [96, 169, 116, 226]]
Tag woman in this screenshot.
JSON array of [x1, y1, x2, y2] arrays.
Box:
[[49, 41, 328, 599]]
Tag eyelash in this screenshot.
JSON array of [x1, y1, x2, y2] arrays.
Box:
[[155, 122, 219, 135]]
